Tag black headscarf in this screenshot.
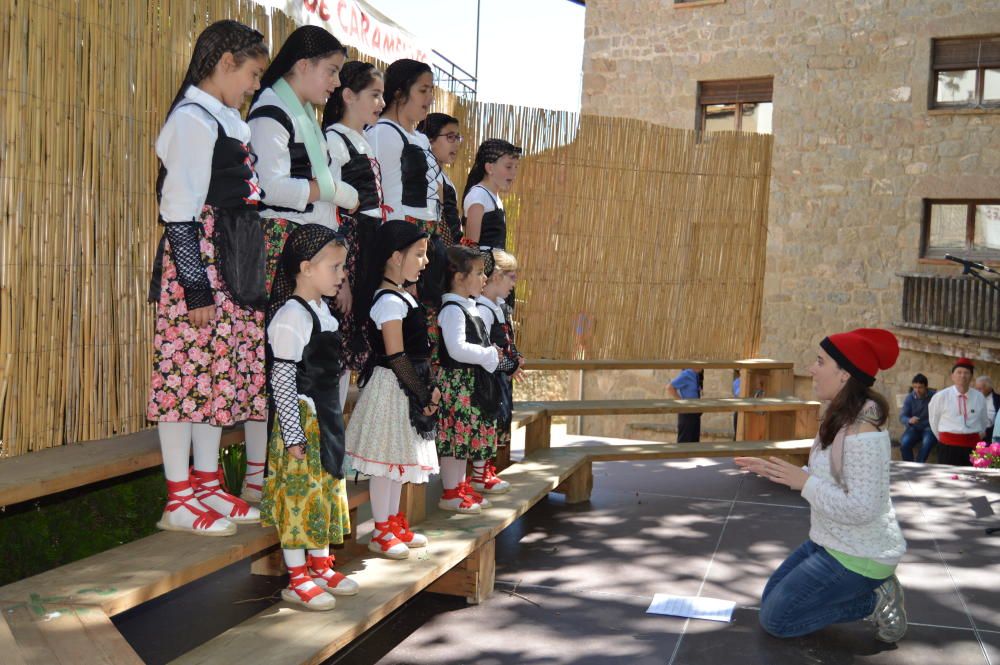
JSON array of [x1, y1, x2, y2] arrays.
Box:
[[356, 220, 429, 318], [481, 247, 496, 278], [254, 26, 346, 103], [268, 224, 347, 319]]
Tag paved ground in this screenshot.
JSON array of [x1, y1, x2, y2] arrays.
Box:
[[117, 446, 1000, 665]]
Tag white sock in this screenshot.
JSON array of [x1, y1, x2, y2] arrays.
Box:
[[440, 456, 468, 490], [243, 419, 267, 488], [472, 459, 487, 479], [370, 475, 393, 524], [192, 423, 222, 473], [158, 422, 193, 483], [308, 546, 330, 560], [339, 371, 351, 411], [388, 480, 403, 515], [283, 548, 306, 568]]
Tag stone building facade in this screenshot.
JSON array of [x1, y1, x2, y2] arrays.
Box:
[[573, 0, 1000, 441]]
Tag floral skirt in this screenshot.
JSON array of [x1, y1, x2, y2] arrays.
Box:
[[262, 216, 296, 295], [436, 367, 497, 461], [338, 213, 379, 372], [345, 367, 439, 483], [261, 397, 351, 549], [147, 206, 266, 426]]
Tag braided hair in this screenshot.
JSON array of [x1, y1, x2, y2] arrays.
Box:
[[381, 59, 433, 115], [166, 20, 267, 117], [322, 60, 384, 128], [462, 138, 522, 201]]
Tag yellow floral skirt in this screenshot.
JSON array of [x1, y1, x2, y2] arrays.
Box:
[[261, 398, 351, 549]]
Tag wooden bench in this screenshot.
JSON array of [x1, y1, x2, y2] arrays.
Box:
[[0, 434, 814, 664], [517, 397, 820, 457], [0, 388, 361, 509], [0, 358, 817, 664], [0, 478, 371, 664]]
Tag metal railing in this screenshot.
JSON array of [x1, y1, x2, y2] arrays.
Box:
[[432, 49, 476, 99], [897, 272, 1000, 338]]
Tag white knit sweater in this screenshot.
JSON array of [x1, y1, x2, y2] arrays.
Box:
[[800, 430, 907, 565]]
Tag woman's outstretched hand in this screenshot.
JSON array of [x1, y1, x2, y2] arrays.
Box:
[[734, 456, 809, 491]]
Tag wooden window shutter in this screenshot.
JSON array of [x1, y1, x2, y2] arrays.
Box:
[[698, 78, 773, 105]]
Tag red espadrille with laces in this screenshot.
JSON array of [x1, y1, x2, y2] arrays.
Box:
[[458, 480, 491, 508], [241, 460, 265, 503], [438, 486, 482, 514], [191, 468, 260, 524], [281, 564, 336, 611], [388, 512, 428, 548], [156, 480, 236, 536], [471, 461, 511, 494], [369, 521, 410, 559], [307, 554, 359, 596]]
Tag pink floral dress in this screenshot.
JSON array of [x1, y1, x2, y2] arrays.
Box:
[[147, 207, 267, 426]]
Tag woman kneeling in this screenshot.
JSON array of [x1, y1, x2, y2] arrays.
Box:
[[736, 328, 907, 643]]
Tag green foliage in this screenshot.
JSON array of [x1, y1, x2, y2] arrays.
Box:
[[0, 469, 166, 586], [220, 442, 247, 494]]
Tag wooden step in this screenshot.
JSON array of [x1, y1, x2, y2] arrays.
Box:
[[169, 453, 590, 665], [0, 429, 242, 508], [0, 599, 144, 665], [558, 438, 814, 463], [0, 482, 369, 618], [0, 389, 363, 508], [523, 359, 794, 371], [515, 397, 819, 416]]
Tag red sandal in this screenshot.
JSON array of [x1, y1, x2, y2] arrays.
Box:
[[369, 521, 410, 559], [281, 563, 336, 610], [388, 512, 428, 548], [156, 480, 236, 536], [307, 554, 359, 595], [191, 468, 260, 524]]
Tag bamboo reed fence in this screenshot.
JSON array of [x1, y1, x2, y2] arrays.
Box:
[[0, 0, 772, 456]]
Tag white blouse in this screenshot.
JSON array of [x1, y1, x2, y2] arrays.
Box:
[[366, 119, 439, 221], [248, 87, 357, 228], [463, 184, 502, 215], [267, 298, 339, 362], [475, 295, 504, 330], [156, 86, 257, 223], [326, 123, 381, 218], [370, 288, 418, 329], [438, 293, 499, 372]]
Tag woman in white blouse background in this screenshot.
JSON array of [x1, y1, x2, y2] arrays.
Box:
[[736, 328, 908, 644]]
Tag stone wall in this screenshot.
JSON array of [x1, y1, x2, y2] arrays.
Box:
[[579, 0, 1000, 422]]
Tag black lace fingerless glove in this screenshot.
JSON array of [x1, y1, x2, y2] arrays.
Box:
[[164, 222, 213, 310], [271, 359, 307, 448], [386, 352, 432, 408]]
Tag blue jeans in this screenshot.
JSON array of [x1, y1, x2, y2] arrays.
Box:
[[900, 426, 937, 462], [759, 540, 884, 638]]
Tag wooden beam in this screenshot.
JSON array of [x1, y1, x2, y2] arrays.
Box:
[[426, 538, 496, 605], [524, 412, 552, 456], [523, 359, 793, 371], [515, 397, 820, 417], [554, 460, 592, 504]]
